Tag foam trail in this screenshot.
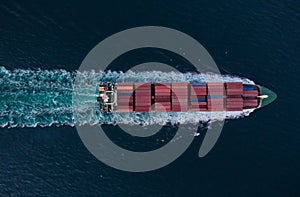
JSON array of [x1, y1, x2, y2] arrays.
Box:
[[0, 67, 255, 128]]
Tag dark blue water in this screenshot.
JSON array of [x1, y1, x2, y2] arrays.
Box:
[[0, 1, 299, 196]]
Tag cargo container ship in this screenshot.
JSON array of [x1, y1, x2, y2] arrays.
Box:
[[97, 81, 276, 113]]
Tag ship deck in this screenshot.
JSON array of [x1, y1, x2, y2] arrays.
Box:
[[98, 82, 261, 112]]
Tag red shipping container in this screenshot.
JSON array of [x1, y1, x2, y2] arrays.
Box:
[[155, 95, 170, 98], [207, 87, 224, 90], [227, 87, 242, 91], [155, 102, 170, 105], [207, 89, 224, 94], [172, 87, 188, 90], [226, 90, 242, 96], [243, 99, 258, 107], [207, 106, 224, 109], [227, 99, 243, 103], [172, 102, 188, 106], [135, 98, 151, 101], [155, 87, 169, 89], [135, 100, 151, 104], [155, 98, 170, 102], [227, 104, 243, 108], [207, 107, 225, 111], [227, 103, 243, 107], [135, 105, 151, 108], [172, 89, 187, 93], [135, 102, 151, 106], [135, 94, 151, 97], [172, 95, 188, 98], [172, 100, 188, 104], [208, 99, 224, 103], [227, 97, 243, 102], [135, 93, 151, 96], [155, 88, 170, 92], [155, 101, 170, 104], [135, 89, 151, 92], [208, 102, 224, 108], [135, 103, 151, 106], [172, 95, 188, 99], [155, 83, 170, 86], [135, 90, 151, 92], [243, 90, 258, 97], [172, 92, 188, 96], [172, 105, 188, 108], [135, 87, 151, 91], [225, 82, 243, 87], [155, 93, 170, 96], [155, 85, 170, 89], [207, 84, 224, 89], [136, 98, 151, 102]]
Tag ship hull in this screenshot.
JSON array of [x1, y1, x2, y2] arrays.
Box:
[[97, 82, 262, 113]]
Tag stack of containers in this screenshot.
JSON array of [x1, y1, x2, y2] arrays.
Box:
[[117, 83, 134, 112], [243, 86, 259, 97], [171, 82, 188, 112], [155, 83, 171, 112], [190, 82, 207, 111], [225, 82, 243, 111], [135, 83, 151, 112], [207, 82, 224, 111], [243, 86, 259, 108]]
